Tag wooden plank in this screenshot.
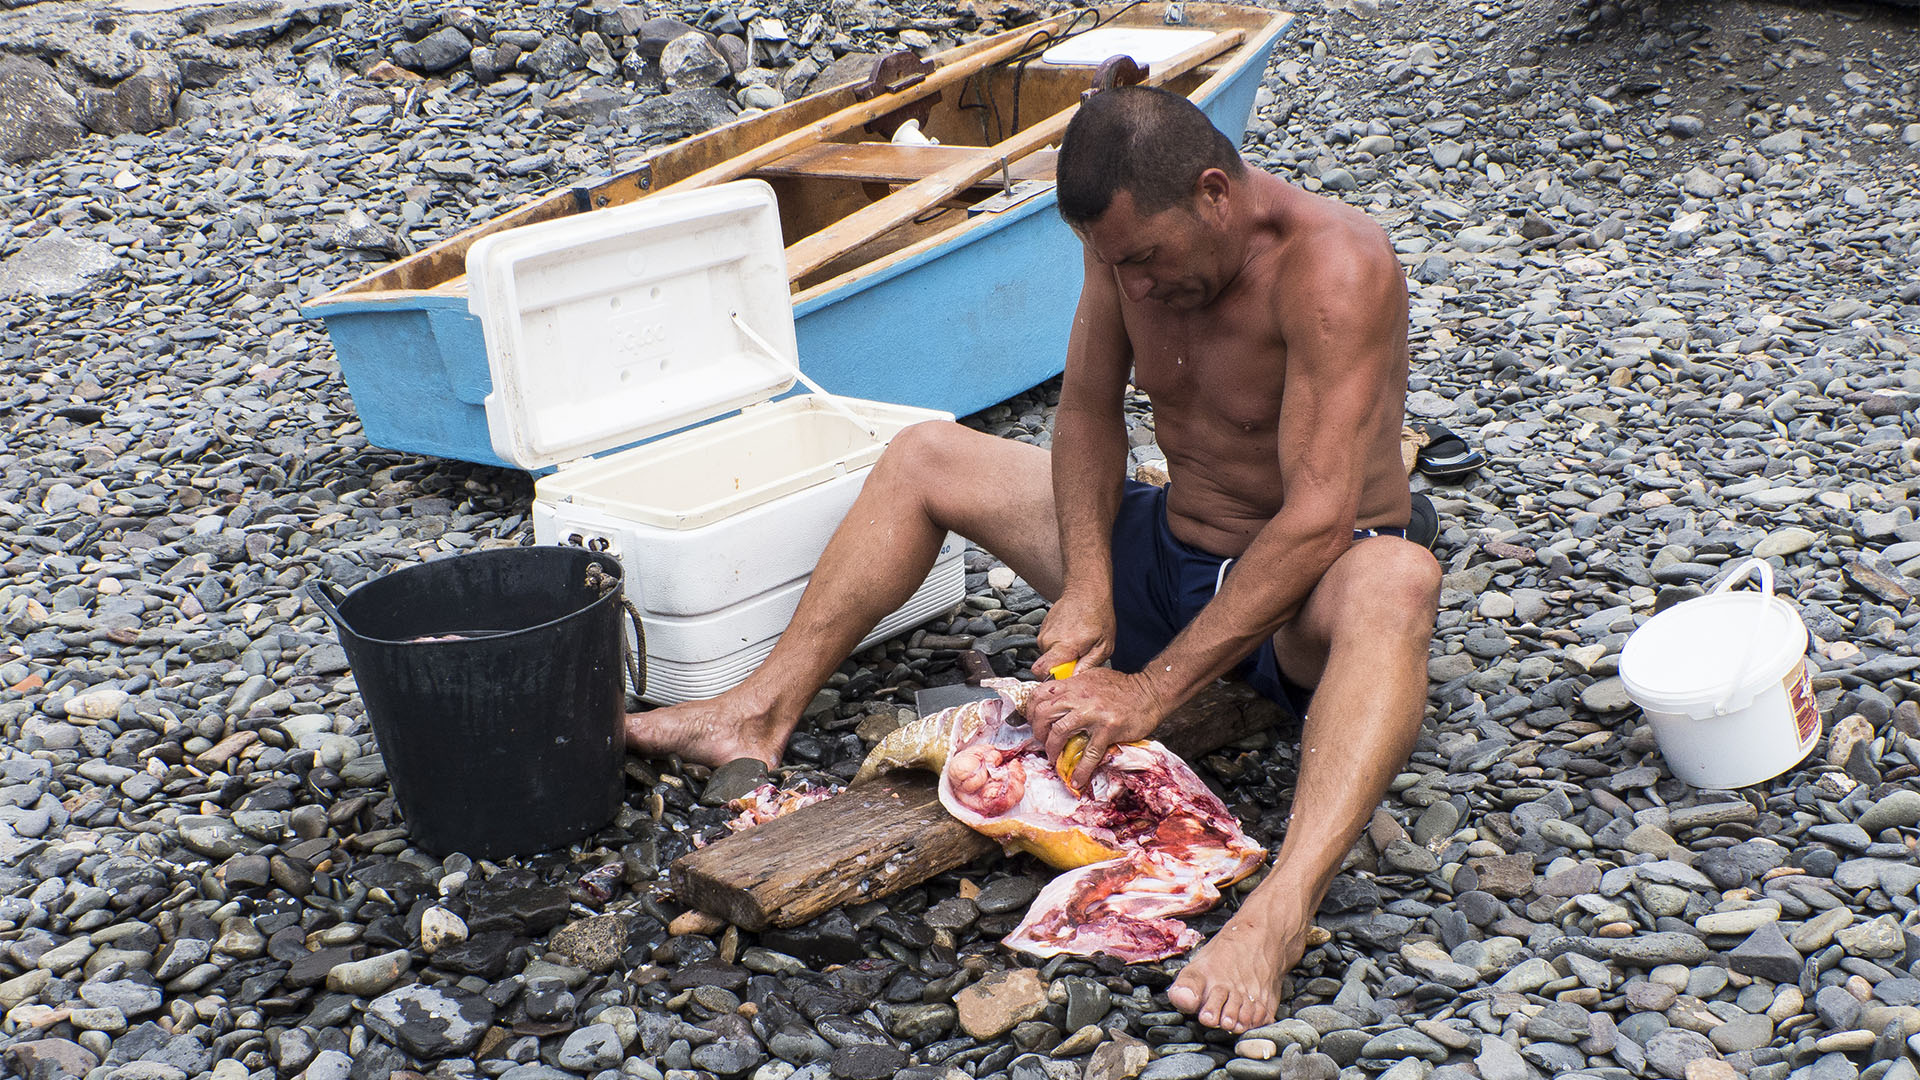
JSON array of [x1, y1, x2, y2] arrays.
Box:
[[751, 143, 1058, 187], [781, 29, 1246, 285], [650, 13, 1078, 200], [669, 680, 1287, 930]]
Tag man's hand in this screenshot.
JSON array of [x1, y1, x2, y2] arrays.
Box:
[[1032, 588, 1116, 678], [1027, 667, 1169, 791]]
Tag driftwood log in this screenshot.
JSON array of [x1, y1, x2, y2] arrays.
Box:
[[669, 680, 1287, 930]]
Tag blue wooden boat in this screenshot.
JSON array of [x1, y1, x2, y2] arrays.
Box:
[[304, 3, 1293, 469]]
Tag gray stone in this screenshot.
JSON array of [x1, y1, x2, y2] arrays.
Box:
[[523, 36, 588, 80], [1560, 933, 1711, 968], [364, 983, 494, 1058], [0, 230, 123, 300], [662, 31, 732, 91], [1642, 1029, 1719, 1079], [394, 27, 472, 73], [614, 87, 736, 138], [1475, 1035, 1530, 1080], [1859, 790, 1920, 834], [76, 56, 178, 137], [0, 55, 85, 164], [1728, 922, 1802, 983], [1141, 1052, 1217, 1080]]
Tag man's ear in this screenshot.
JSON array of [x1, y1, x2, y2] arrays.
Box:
[[1193, 168, 1232, 219]]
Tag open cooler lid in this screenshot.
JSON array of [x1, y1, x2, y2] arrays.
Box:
[[466, 180, 798, 471]]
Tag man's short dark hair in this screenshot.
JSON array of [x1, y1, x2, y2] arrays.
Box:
[[1056, 85, 1248, 225]]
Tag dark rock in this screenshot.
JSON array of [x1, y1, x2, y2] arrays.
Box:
[[429, 931, 518, 978], [613, 87, 736, 138], [703, 757, 770, 805], [1322, 875, 1380, 914], [522, 36, 588, 80], [286, 947, 359, 989], [831, 1043, 911, 1080], [364, 983, 494, 1058], [758, 910, 862, 966], [224, 853, 272, 889], [597, 3, 650, 36], [465, 872, 570, 933], [1728, 922, 1803, 983], [637, 17, 702, 59], [394, 26, 473, 73], [76, 56, 178, 137], [4, 1039, 99, 1078], [0, 57, 85, 165], [671, 962, 751, 992], [977, 876, 1043, 914]]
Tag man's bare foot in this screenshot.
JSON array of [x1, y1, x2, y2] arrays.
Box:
[[1168, 899, 1306, 1033], [625, 692, 786, 769]]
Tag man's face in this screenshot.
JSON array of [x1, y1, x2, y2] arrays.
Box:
[[1077, 188, 1223, 311]]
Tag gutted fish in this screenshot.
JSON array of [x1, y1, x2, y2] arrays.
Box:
[[856, 678, 1265, 961]]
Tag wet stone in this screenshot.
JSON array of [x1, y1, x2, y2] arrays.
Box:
[[830, 1043, 910, 1079], [976, 876, 1043, 914], [363, 983, 494, 1058], [702, 758, 770, 805], [1141, 1052, 1219, 1080]]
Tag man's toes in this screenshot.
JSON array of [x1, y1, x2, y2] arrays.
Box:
[[1167, 977, 1201, 1014], [1198, 984, 1233, 1028], [1235, 990, 1270, 1033]]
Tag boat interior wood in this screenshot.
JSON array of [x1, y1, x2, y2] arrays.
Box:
[[781, 28, 1245, 284], [313, 4, 1287, 305], [749, 143, 1058, 188]]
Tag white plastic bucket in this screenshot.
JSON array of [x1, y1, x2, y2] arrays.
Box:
[[1618, 558, 1822, 789]]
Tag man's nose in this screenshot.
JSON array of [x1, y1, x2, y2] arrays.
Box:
[[1119, 269, 1154, 303]]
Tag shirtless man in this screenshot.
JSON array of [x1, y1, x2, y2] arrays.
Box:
[[631, 86, 1441, 1035]]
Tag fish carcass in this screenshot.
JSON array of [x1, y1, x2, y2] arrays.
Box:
[[856, 679, 1265, 961]]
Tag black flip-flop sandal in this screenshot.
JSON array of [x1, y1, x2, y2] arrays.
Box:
[[1408, 492, 1439, 550], [1413, 422, 1487, 480]]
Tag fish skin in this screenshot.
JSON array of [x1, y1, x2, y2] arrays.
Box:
[[869, 678, 1267, 961]]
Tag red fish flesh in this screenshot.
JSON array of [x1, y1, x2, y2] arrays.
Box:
[[858, 679, 1264, 962]]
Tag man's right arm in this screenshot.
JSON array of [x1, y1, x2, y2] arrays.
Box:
[[1034, 249, 1132, 675]]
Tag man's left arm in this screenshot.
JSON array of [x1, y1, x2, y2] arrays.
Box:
[[1036, 238, 1408, 782]]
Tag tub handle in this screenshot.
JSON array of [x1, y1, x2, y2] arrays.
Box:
[[620, 596, 648, 701], [1706, 557, 1777, 717], [586, 560, 648, 701], [306, 581, 348, 630], [1710, 558, 1774, 599]]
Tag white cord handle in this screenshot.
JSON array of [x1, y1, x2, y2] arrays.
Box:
[[729, 312, 880, 441], [1707, 557, 1776, 716]]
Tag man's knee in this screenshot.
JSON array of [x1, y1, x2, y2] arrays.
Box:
[[1338, 539, 1441, 634], [871, 420, 970, 491]]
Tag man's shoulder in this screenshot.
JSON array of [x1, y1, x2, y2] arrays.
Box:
[[1276, 187, 1395, 277], [1260, 185, 1403, 341]]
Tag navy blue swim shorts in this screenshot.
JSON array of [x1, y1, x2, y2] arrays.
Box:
[[1107, 480, 1405, 719]]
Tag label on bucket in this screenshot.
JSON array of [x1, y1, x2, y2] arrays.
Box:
[[1785, 659, 1819, 748]]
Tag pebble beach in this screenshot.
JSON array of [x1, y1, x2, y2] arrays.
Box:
[[2, 0, 1920, 1078]]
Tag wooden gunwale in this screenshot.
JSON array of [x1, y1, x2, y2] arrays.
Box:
[[311, 5, 1287, 309]]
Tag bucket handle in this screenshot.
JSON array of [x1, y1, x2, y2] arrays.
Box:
[[620, 596, 648, 702], [306, 581, 349, 630], [1706, 558, 1777, 716], [584, 560, 648, 702]]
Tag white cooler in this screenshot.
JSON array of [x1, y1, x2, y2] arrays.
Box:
[[465, 181, 967, 704]]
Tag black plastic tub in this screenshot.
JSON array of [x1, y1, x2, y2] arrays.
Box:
[[308, 547, 632, 858]]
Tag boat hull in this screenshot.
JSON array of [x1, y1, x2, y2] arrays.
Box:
[[305, 18, 1288, 469]]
